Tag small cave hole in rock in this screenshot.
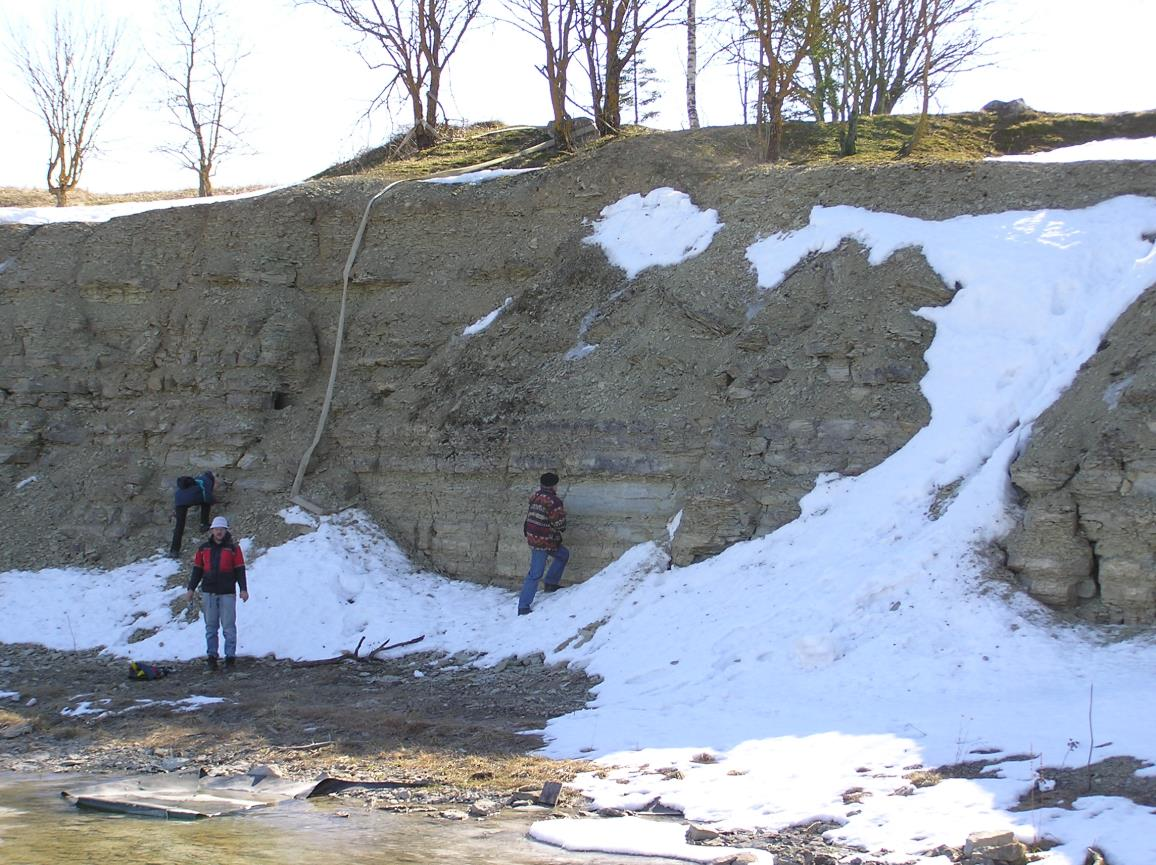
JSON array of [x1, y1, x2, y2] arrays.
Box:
[[272, 392, 292, 410]]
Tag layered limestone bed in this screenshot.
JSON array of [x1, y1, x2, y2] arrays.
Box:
[[0, 128, 1153, 623]]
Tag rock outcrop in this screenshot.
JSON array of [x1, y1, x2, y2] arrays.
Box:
[[0, 127, 1153, 622], [1005, 286, 1156, 624]]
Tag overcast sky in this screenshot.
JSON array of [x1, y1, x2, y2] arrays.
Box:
[[0, 0, 1152, 193]]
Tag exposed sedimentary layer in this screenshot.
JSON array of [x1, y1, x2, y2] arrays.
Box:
[[1, 129, 1152, 623]]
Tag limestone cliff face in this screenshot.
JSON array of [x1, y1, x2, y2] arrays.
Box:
[[1005, 287, 1156, 624], [0, 128, 1153, 623]]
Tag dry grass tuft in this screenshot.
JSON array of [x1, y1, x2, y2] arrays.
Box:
[[904, 769, 942, 788], [379, 748, 593, 789], [0, 708, 28, 727]]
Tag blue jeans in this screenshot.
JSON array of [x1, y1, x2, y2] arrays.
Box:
[[202, 592, 238, 658], [518, 545, 569, 611]]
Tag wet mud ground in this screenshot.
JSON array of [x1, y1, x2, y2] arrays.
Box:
[[2, 643, 1147, 864]]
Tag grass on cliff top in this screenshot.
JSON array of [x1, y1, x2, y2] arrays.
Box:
[[309, 120, 569, 181], [778, 111, 996, 163], [304, 107, 1156, 177], [753, 108, 1156, 165], [5, 108, 1154, 208]]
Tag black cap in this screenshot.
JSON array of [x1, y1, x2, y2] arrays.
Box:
[[540, 472, 559, 487]]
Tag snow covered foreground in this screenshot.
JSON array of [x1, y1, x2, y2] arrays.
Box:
[[4, 179, 1156, 864]]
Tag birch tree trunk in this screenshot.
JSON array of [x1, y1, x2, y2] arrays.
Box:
[[687, 0, 700, 128]]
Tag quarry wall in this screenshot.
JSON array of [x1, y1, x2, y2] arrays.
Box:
[[1, 128, 1152, 623]]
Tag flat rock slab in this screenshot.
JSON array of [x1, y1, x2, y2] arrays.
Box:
[[62, 771, 361, 818]]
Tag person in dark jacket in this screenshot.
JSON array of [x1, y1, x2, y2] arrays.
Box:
[[169, 471, 215, 559], [518, 472, 569, 615], [185, 515, 248, 670]]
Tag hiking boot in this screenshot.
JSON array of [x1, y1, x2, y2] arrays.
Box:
[[224, 657, 236, 670], [199, 523, 210, 532], [543, 583, 562, 593], [206, 655, 219, 671], [167, 549, 180, 560], [518, 607, 532, 616]]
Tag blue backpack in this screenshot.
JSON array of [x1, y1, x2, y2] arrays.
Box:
[[194, 472, 216, 504]]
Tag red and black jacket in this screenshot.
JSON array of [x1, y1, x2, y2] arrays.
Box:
[[188, 533, 247, 595]]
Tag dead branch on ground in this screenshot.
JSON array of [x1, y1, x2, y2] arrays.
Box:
[[291, 635, 425, 668]]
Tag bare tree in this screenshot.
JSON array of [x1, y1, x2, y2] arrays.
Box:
[[574, 0, 683, 135], [10, 9, 133, 206], [801, 0, 871, 154], [686, 0, 700, 128], [806, 0, 992, 128], [871, 0, 991, 114], [799, 0, 842, 122], [903, 0, 939, 154], [502, 0, 582, 148], [746, 0, 827, 161], [305, 0, 482, 149], [154, 0, 248, 197]]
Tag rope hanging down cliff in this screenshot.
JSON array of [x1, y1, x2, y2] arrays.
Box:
[[289, 134, 557, 513]]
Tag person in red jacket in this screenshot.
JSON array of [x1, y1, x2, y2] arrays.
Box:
[[185, 516, 248, 671], [518, 472, 569, 615]]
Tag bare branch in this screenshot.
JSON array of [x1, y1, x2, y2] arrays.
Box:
[[303, 0, 481, 147], [290, 635, 426, 667]]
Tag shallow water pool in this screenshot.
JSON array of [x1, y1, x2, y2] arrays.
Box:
[[0, 773, 676, 865]]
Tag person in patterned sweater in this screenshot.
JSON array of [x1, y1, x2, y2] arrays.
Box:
[[518, 472, 568, 615]]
